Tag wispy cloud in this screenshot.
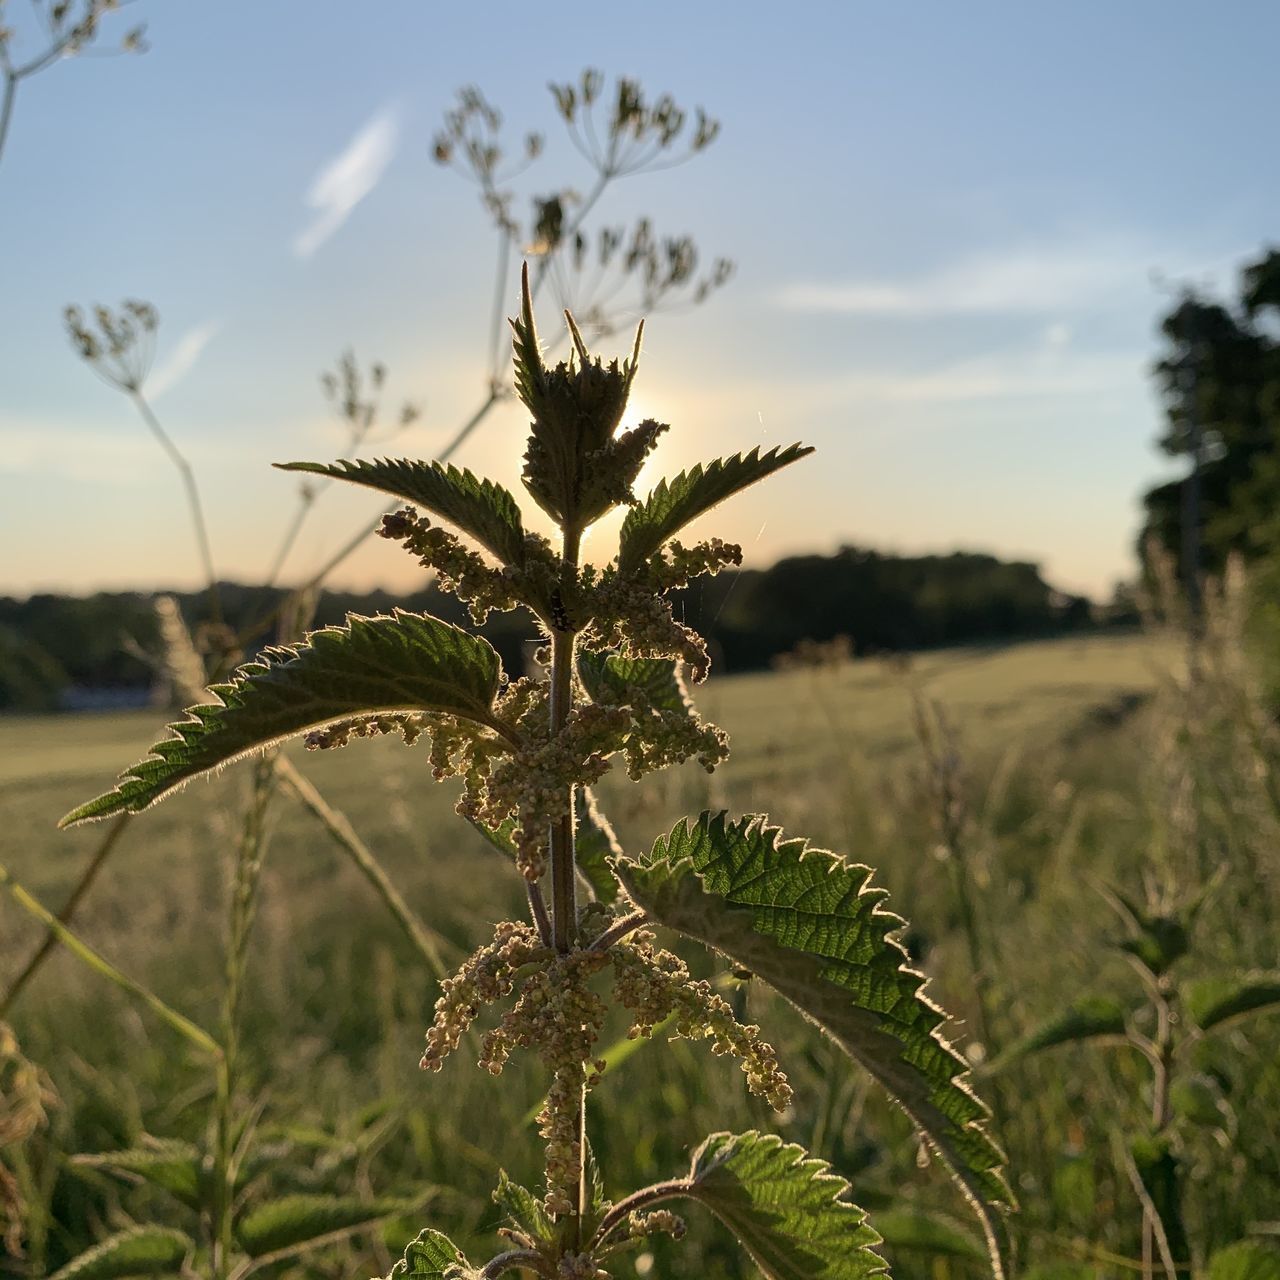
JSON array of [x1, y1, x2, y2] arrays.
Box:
[[149, 321, 221, 399], [777, 236, 1165, 316], [294, 107, 398, 259]]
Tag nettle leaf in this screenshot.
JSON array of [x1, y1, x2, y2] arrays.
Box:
[[617, 813, 1011, 1273], [49, 1227, 193, 1280], [386, 1227, 477, 1279], [1206, 1241, 1280, 1280], [235, 1193, 403, 1256], [470, 786, 621, 904], [1183, 971, 1280, 1032], [493, 1169, 553, 1242], [1169, 1073, 1231, 1128], [72, 1139, 202, 1208], [986, 996, 1134, 1072], [577, 649, 691, 715], [61, 611, 504, 826], [618, 444, 814, 571], [683, 1130, 885, 1280], [276, 458, 527, 565]]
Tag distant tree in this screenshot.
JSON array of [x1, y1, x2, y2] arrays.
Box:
[[1141, 248, 1280, 579], [0, 625, 66, 710]]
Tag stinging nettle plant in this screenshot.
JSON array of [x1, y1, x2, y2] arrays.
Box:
[[62, 266, 1012, 1280]]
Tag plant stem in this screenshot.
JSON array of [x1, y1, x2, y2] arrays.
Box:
[[527, 879, 552, 946], [548, 523, 581, 953], [0, 862, 220, 1058], [549, 622, 578, 954], [1141, 984, 1177, 1280], [547, 525, 586, 1248], [589, 1179, 691, 1251], [0, 73, 17, 171], [0, 812, 130, 1017], [587, 910, 648, 953], [130, 389, 223, 626], [277, 755, 451, 979], [479, 1249, 545, 1280], [212, 755, 278, 1280]]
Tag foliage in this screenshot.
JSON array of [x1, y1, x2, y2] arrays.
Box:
[[45, 271, 1011, 1280], [675, 1130, 886, 1280], [617, 814, 1010, 1228], [60, 612, 505, 824], [1141, 250, 1280, 579]]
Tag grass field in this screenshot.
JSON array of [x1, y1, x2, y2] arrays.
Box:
[[3, 629, 1278, 1280]]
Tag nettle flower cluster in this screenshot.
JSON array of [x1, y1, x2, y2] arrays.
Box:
[[307, 283, 737, 884], [304, 272, 780, 1225]]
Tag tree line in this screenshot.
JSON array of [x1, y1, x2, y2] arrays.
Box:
[[1, 544, 1099, 711]]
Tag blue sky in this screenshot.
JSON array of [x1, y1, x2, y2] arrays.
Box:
[[2, 2, 1277, 599]]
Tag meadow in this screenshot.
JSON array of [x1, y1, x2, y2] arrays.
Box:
[[3, 628, 1278, 1279]]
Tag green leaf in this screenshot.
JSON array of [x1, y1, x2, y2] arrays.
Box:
[[1207, 1241, 1280, 1280], [276, 458, 527, 565], [48, 1227, 193, 1280], [618, 445, 814, 570], [235, 1193, 402, 1256], [871, 1208, 985, 1259], [470, 786, 620, 904], [577, 650, 692, 715], [1183, 971, 1280, 1032], [1169, 1073, 1230, 1128], [493, 1170, 553, 1243], [72, 1140, 202, 1209], [682, 1130, 885, 1280], [61, 611, 504, 826], [617, 813, 1010, 1274], [385, 1227, 477, 1279], [985, 996, 1133, 1071], [585, 1136, 609, 1224]]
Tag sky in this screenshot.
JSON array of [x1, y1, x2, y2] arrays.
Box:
[[2, 2, 1278, 602]]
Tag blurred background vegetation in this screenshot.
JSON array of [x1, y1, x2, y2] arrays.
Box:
[[3, 5, 1280, 1280]]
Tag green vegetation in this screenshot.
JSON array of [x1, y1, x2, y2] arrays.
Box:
[[6, 618, 1279, 1278], [1, 62, 1277, 1276]]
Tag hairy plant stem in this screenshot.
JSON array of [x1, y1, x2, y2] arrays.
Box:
[[589, 1179, 691, 1251], [479, 1249, 545, 1280], [547, 525, 585, 1248], [527, 879, 552, 947], [587, 910, 648, 953], [549, 621, 578, 955], [212, 756, 278, 1280]]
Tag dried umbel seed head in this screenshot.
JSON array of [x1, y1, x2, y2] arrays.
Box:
[[64, 299, 158, 392]]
